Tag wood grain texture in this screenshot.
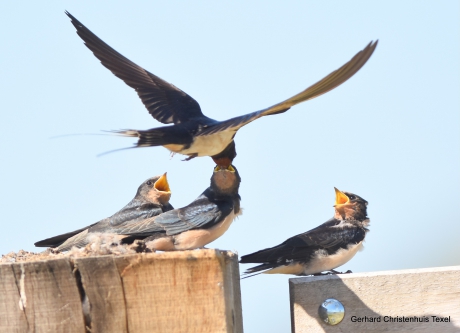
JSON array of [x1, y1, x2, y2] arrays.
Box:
[[3, 258, 86, 333], [222, 252, 244, 333], [74, 256, 128, 333], [0, 264, 29, 333], [114, 249, 243, 333], [290, 266, 460, 333], [0, 250, 242, 333]]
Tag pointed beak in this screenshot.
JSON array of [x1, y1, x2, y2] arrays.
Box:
[[334, 187, 349, 206], [154, 173, 171, 193]]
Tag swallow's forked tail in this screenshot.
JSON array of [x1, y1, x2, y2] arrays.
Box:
[[110, 128, 171, 148], [240, 263, 277, 279]]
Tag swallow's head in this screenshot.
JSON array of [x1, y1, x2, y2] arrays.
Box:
[[138, 173, 171, 205], [211, 164, 241, 196], [333, 187, 368, 220]]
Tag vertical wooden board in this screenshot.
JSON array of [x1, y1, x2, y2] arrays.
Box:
[[74, 256, 128, 333], [221, 252, 244, 333], [114, 250, 232, 333], [0, 264, 29, 333], [289, 266, 460, 333], [11, 258, 85, 333]]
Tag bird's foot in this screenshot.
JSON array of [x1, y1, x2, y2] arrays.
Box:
[[330, 269, 353, 274], [312, 269, 352, 276]]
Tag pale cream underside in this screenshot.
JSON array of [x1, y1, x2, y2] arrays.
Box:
[[163, 130, 237, 157], [147, 209, 241, 251], [264, 241, 363, 275]]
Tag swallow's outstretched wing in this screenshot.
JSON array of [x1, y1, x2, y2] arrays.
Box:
[[66, 11, 204, 125], [200, 40, 378, 136]]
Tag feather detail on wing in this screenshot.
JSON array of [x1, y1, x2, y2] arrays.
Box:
[[240, 218, 366, 264], [34, 222, 98, 247], [199, 40, 378, 136], [154, 196, 233, 235], [65, 11, 204, 125]]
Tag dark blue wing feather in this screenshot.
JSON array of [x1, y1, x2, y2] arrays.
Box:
[[155, 195, 233, 235], [66, 11, 204, 125]]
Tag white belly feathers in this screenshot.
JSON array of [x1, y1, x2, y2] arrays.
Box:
[[176, 130, 237, 157], [302, 241, 364, 275]]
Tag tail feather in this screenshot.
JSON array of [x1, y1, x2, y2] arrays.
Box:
[[56, 229, 90, 252], [241, 263, 276, 279], [34, 224, 95, 248], [110, 126, 192, 149], [239, 244, 284, 264], [111, 129, 167, 147], [239, 244, 286, 278]]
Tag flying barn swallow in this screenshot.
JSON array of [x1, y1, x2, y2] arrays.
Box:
[[65, 12, 377, 167], [34, 173, 173, 251], [113, 164, 241, 250], [239, 188, 369, 277]]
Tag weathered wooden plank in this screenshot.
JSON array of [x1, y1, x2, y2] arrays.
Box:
[[290, 266, 460, 333], [114, 249, 243, 333], [0, 250, 242, 333], [7, 258, 86, 333], [0, 264, 29, 333], [74, 256, 128, 333], [222, 252, 244, 333]]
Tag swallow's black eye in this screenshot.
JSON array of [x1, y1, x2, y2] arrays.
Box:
[[146, 180, 152, 186], [348, 195, 356, 200]]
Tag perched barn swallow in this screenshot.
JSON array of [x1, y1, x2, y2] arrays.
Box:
[[113, 164, 242, 250], [239, 188, 369, 277], [65, 12, 377, 167], [34, 173, 173, 251]]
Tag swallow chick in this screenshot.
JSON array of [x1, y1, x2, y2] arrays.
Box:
[[113, 164, 242, 251], [65, 11, 377, 167], [34, 173, 173, 251], [239, 188, 369, 278]]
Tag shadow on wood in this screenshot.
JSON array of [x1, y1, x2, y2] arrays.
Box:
[[0, 249, 243, 333], [289, 266, 460, 333]]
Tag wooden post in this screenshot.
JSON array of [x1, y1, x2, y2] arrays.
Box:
[[289, 266, 460, 333], [0, 249, 243, 333]]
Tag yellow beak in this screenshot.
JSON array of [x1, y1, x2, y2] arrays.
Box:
[[154, 173, 171, 193], [214, 165, 235, 172], [334, 187, 349, 205]]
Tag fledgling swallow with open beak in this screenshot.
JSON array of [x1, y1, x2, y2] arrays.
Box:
[[113, 164, 242, 251], [34, 173, 173, 251], [65, 12, 377, 167], [239, 188, 369, 278]]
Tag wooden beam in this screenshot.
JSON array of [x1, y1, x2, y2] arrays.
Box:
[[290, 266, 460, 333], [0, 249, 243, 333]]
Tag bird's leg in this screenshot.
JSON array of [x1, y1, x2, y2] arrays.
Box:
[[182, 154, 198, 161]]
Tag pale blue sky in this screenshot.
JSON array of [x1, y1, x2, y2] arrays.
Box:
[[1, 2, 458, 332]]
